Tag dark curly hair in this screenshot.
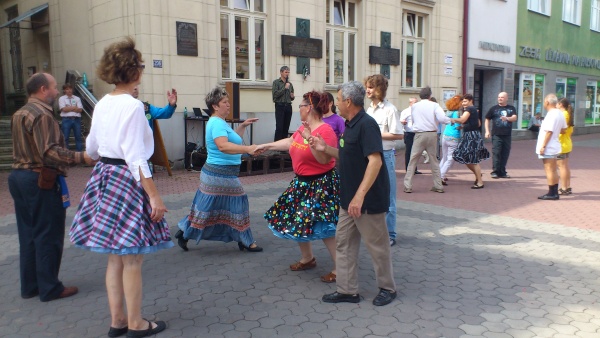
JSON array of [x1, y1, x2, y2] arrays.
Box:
[[96, 37, 144, 85], [302, 91, 329, 118]]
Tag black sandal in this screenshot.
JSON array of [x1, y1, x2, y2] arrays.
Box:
[[471, 184, 484, 189], [126, 320, 166, 338]]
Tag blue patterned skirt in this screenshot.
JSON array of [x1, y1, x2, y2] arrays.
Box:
[[452, 131, 490, 164], [178, 163, 255, 246], [265, 168, 339, 242], [70, 162, 173, 255]]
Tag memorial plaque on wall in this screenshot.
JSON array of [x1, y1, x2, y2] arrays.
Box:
[[176, 21, 198, 56], [369, 46, 400, 65], [281, 35, 322, 59]]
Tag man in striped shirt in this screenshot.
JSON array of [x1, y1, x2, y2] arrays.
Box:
[[8, 73, 93, 302]]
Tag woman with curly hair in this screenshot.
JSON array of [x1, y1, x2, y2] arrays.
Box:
[[257, 91, 339, 283], [440, 95, 463, 185], [70, 37, 171, 337], [557, 97, 574, 195]]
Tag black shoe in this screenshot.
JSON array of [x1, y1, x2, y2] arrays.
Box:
[[174, 230, 188, 251], [238, 242, 263, 252], [538, 194, 559, 200], [322, 292, 360, 303], [498, 174, 511, 178], [414, 170, 423, 175], [372, 288, 397, 306], [108, 326, 128, 338], [21, 290, 39, 299], [390, 239, 396, 247], [126, 320, 166, 338], [490, 172, 499, 179]]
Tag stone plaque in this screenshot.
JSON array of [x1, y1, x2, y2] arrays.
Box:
[[176, 21, 198, 56], [281, 35, 322, 59], [369, 46, 400, 65]]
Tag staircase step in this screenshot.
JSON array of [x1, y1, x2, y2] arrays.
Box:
[[0, 146, 12, 155], [0, 163, 12, 171]]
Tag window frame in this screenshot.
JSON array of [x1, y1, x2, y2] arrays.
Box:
[[401, 12, 426, 89], [325, 0, 358, 85], [220, 0, 267, 82], [528, 0, 552, 16], [592, 0, 600, 32], [562, 0, 582, 25]]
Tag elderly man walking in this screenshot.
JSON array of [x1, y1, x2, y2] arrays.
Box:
[[310, 81, 397, 306], [403, 86, 451, 193]]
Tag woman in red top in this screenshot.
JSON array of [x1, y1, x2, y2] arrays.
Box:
[[257, 91, 339, 283]]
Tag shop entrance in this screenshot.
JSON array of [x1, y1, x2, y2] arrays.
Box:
[[473, 68, 503, 124]]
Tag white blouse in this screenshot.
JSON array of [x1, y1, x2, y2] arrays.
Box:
[[86, 94, 153, 181]]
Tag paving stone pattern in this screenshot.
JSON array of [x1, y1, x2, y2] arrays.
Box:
[[0, 135, 599, 338]]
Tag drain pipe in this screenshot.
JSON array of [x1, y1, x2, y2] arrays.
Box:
[[462, 0, 469, 94]]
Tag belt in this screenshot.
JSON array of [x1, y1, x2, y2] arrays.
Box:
[[29, 168, 42, 173], [62, 116, 80, 119], [100, 157, 127, 165], [417, 131, 437, 133]]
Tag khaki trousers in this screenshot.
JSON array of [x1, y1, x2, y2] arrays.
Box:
[[404, 131, 443, 190], [336, 209, 396, 295]]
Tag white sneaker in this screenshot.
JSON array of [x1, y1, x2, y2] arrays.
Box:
[[422, 151, 430, 164]]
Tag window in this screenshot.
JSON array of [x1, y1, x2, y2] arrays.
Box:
[[220, 0, 266, 81], [402, 12, 425, 88], [528, 0, 551, 16], [326, 0, 357, 85], [592, 0, 600, 31], [563, 0, 581, 25]]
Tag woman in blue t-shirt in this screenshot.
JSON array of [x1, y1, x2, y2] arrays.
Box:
[[175, 86, 262, 252], [440, 95, 462, 185], [451, 94, 490, 189]]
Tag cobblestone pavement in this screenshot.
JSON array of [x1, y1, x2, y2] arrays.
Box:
[[0, 134, 599, 338]]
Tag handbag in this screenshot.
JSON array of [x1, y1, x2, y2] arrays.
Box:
[[38, 167, 58, 190]]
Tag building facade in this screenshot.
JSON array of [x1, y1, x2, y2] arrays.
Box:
[[466, 0, 600, 139], [0, 0, 463, 159]]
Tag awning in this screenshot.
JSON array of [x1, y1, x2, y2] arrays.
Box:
[[0, 3, 48, 29]]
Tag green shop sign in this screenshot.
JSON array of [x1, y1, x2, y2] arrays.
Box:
[[519, 45, 600, 70]]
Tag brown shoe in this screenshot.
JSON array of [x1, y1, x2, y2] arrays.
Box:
[[57, 286, 78, 299], [320, 272, 336, 283], [290, 257, 317, 271]]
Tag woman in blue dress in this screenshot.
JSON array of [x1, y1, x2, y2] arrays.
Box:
[[175, 86, 262, 252]]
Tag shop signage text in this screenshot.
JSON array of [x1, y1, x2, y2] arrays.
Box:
[[519, 45, 600, 70], [479, 41, 510, 53]]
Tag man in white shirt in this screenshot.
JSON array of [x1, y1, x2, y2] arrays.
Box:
[[399, 97, 421, 174], [365, 74, 403, 247], [536, 93, 567, 200], [403, 86, 451, 193], [58, 83, 84, 151]]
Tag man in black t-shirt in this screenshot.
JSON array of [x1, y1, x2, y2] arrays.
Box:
[[310, 81, 396, 307], [484, 92, 517, 178]]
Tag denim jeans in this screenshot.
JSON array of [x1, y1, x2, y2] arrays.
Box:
[[383, 149, 396, 240], [61, 117, 83, 151]]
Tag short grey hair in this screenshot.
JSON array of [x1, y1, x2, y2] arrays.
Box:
[[280, 66, 289, 72], [337, 81, 365, 107], [545, 93, 558, 106], [205, 86, 228, 114]]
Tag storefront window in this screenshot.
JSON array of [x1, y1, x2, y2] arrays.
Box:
[[586, 81, 600, 125], [220, 0, 266, 81], [566, 78, 577, 112], [516, 73, 544, 129]]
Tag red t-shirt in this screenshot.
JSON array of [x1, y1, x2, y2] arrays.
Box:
[[290, 123, 337, 176]]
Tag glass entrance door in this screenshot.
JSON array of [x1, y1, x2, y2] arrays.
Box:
[[587, 81, 600, 125]]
